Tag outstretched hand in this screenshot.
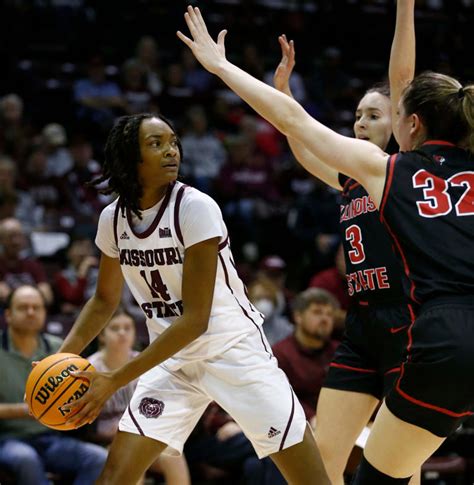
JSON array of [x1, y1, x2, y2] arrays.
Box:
[[273, 34, 295, 97], [177, 6, 228, 74]]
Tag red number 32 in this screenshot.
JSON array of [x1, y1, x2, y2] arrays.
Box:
[[413, 170, 474, 218]]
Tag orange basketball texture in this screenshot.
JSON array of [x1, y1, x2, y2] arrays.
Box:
[[25, 353, 95, 431]]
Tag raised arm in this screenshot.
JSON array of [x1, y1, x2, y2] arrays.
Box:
[[177, 7, 387, 204], [389, 0, 415, 143], [273, 35, 342, 190]]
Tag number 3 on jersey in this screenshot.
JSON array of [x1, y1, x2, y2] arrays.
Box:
[[346, 224, 366, 264]]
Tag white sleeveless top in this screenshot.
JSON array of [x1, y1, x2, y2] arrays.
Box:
[[95, 181, 263, 368]]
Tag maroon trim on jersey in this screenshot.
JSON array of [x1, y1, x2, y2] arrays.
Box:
[[279, 387, 295, 451], [127, 405, 145, 436], [384, 367, 401, 376], [113, 199, 121, 246], [126, 182, 174, 239], [396, 365, 474, 418], [218, 252, 270, 356], [174, 184, 188, 246], [358, 300, 369, 306], [422, 140, 456, 147], [218, 235, 229, 251], [379, 154, 397, 217], [329, 362, 376, 374]]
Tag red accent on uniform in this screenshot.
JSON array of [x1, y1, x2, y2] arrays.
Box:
[[422, 140, 456, 147], [379, 154, 397, 216], [358, 300, 369, 306], [384, 367, 401, 376], [348, 181, 361, 192], [396, 366, 474, 418], [330, 362, 376, 374], [390, 325, 409, 334]]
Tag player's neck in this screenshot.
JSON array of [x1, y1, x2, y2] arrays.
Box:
[[139, 184, 168, 210]]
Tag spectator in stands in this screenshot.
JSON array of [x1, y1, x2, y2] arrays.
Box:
[[41, 123, 74, 177], [0, 155, 36, 231], [53, 236, 98, 316], [133, 35, 164, 97], [74, 55, 124, 132], [247, 273, 293, 346], [287, 177, 340, 275], [181, 48, 213, 95], [158, 63, 194, 120], [65, 138, 107, 232], [0, 285, 107, 485], [121, 59, 155, 115], [309, 243, 350, 311], [88, 308, 190, 485], [0, 93, 33, 162], [272, 287, 340, 423], [181, 105, 226, 195], [0, 218, 53, 307], [18, 146, 74, 231]]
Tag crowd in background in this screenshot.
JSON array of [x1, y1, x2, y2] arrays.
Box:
[[1, 0, 474, 483]]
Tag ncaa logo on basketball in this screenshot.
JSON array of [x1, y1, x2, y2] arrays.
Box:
[[58, 382, 90, 416], [34, 364, 80, 405], [139, 397, 164, 418]]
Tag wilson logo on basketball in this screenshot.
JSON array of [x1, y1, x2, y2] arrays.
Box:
[[58, 382, 89, 416], [34, 364, 79, 405]]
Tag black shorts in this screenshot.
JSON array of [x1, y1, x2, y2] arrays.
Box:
[[386, 296, 474, 437], [324, 300, 411, 400]]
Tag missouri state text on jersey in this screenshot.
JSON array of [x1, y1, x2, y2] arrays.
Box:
[[95, 181, 263, 340], [339, 176, 405, 301]]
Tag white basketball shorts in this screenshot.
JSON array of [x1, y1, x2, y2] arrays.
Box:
[[119, 327, 307, 458]]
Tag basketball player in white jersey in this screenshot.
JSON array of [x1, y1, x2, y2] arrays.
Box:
[[57, 113, 330, 484]]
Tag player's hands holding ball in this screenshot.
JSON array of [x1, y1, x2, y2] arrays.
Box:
[[63, 369, 118, 427], [177, 6, 228, 74]]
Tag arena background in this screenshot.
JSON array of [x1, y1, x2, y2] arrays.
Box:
[[1, 1, 474, 483]]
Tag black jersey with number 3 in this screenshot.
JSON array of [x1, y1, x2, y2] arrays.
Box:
[[380, 141, 474, 304], [339, 175, 405, 303]]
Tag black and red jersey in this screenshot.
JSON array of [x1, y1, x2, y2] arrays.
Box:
[[380, 141, 474, 304], [339, 174, 406, 303]]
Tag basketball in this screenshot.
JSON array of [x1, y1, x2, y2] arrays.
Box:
[[25, 353, 95, 431]]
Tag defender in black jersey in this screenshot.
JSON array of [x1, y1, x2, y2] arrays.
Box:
[[180, 3, 474, 483], [228, 6, 418, 482], [380, 141, 474, 437], [180, 50, 474, 484], [261, 9, 416, 484], [323, 174, 411, 400]]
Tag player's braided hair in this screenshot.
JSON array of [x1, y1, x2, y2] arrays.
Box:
[[89, 113, 183, 219]]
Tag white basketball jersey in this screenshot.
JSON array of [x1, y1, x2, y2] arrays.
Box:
[[96, 181, 264, 366]]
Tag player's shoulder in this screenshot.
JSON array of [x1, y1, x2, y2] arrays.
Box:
[[99, 197, 120, 222], [178, 183, 221, 212]]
